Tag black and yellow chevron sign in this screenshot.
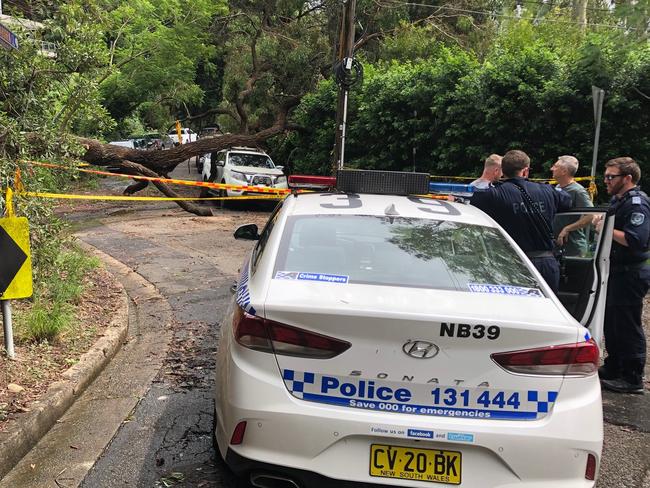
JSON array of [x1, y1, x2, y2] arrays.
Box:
[[0, 217, 32, 300]]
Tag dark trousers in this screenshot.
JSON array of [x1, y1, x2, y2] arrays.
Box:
[[603, 266, 650, 381], [530, 256, 560, 294]]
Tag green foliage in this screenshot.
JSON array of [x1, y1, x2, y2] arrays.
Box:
[[16, 246, 99, 343], [100, 0, 227, 136], [1, 1, 109, 345], [216, 0, 332, 134], [280, 22, 650, 196], [20, 302, 75, 344]]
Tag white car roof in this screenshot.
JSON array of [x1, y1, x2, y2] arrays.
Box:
[[226, 148, 268, 155], [285, 192, 498, 227]]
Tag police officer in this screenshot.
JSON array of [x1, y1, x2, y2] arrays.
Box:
[[471, 150, 571, 293], [598, 157, 650, 394]]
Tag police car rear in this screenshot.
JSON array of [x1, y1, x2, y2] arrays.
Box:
[[214, 171, 602, 488]]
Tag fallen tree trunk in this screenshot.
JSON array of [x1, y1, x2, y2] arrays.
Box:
[[119, 161, 212, 217], [71, 97, 300, 215], [78, 97, 298, 172]]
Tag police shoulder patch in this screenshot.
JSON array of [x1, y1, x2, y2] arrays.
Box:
[[630, 212, 645, 226]]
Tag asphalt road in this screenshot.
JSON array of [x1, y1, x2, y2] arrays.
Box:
[[75, 205, 265, 488], [4, 164, 650, 487]]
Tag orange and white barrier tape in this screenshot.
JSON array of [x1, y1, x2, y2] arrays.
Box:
[[22, 160, 291, 195]]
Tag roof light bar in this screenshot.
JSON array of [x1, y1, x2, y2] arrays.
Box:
[[288, 175, 336, 190], [288, 169, 432, 195], [336, 169, 430, 195]]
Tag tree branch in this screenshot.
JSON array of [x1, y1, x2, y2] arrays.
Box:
[[118, 160, 212, 216]]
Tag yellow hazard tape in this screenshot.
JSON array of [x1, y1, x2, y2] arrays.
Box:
[[20, 191, 282, 202], [27, 159, 596, 188], [430, 175, 475, 181], [22, 160, 292, 195], [427, 174, 594, 185], [587, 179, 598, 202]]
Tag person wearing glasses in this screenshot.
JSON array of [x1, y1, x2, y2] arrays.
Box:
[[471, 150, 571, 293], [598, 157, 650, 394]]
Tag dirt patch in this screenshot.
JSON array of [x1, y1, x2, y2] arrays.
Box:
[[0, 265, 123, 431]]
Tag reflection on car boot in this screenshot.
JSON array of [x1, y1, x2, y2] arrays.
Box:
[[600, 377, 644, 395]]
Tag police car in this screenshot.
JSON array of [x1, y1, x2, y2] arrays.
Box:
[[214, 170, 613, 488]]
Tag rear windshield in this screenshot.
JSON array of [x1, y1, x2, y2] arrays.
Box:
[[274, 215, 541, 293], [229, 153, 274, 168]]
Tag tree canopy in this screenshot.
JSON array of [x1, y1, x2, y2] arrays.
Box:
[[0, 0, 648, 197]]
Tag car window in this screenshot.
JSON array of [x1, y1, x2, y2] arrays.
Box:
[[274, 215, 542, 293], [251, 201, 284, 273], [228, 153, 274, 169]]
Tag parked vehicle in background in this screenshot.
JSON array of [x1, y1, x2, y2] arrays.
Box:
[[108, 133, 173, 150], [107, 140, 135, 149], [168, 127, 198, 145], [199, 126, 222, 138], [200, 147, 287, 205]]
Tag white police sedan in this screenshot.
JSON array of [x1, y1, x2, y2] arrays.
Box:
[[214, 170, 612, 488]]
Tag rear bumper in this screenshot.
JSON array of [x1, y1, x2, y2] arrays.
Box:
[[215, 340, 602, 488], [227, 448, 388, 488]]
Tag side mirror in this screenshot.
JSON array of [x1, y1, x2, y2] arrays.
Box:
[[275, 165, 284, 172], [216, 160, 225, 167], [234, 223, 260, 240]]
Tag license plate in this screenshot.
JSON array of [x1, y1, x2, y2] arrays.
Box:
[[370, 444, 461, 485], [252, 176, 272, 186]]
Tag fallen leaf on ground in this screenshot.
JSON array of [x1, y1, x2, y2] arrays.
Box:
[[7, 384, 24, 394]]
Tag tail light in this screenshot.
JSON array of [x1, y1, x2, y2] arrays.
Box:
[[230, 421, 247, 445], [585, 453, 597, 481], [233, 305, 351, 359], [491, 339, 599, 376]]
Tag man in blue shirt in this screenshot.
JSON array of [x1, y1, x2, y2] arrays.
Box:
[[471, 150, 571, 293], [598, 157, 650, 394]]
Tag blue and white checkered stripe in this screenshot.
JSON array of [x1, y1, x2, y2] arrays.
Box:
[[527, 390, 559, 414], [236, 261, 256, 315], [282, 369, 315, 399]]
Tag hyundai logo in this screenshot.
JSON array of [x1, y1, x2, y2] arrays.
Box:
[[402, 340, 439, 359]]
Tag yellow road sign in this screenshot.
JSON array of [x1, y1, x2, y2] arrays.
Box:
[[0, 217, 32, 300]]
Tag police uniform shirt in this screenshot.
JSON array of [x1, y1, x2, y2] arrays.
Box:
[[471, 177, 572, 252], [609, 187, 650, 265]]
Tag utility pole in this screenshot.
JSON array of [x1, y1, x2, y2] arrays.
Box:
[[332, 0, 358, 173]]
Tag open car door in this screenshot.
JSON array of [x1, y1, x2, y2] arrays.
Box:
[[553, 207, 615, 349]]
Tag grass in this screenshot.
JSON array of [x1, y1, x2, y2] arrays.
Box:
[[15, 245, 99, 343]]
